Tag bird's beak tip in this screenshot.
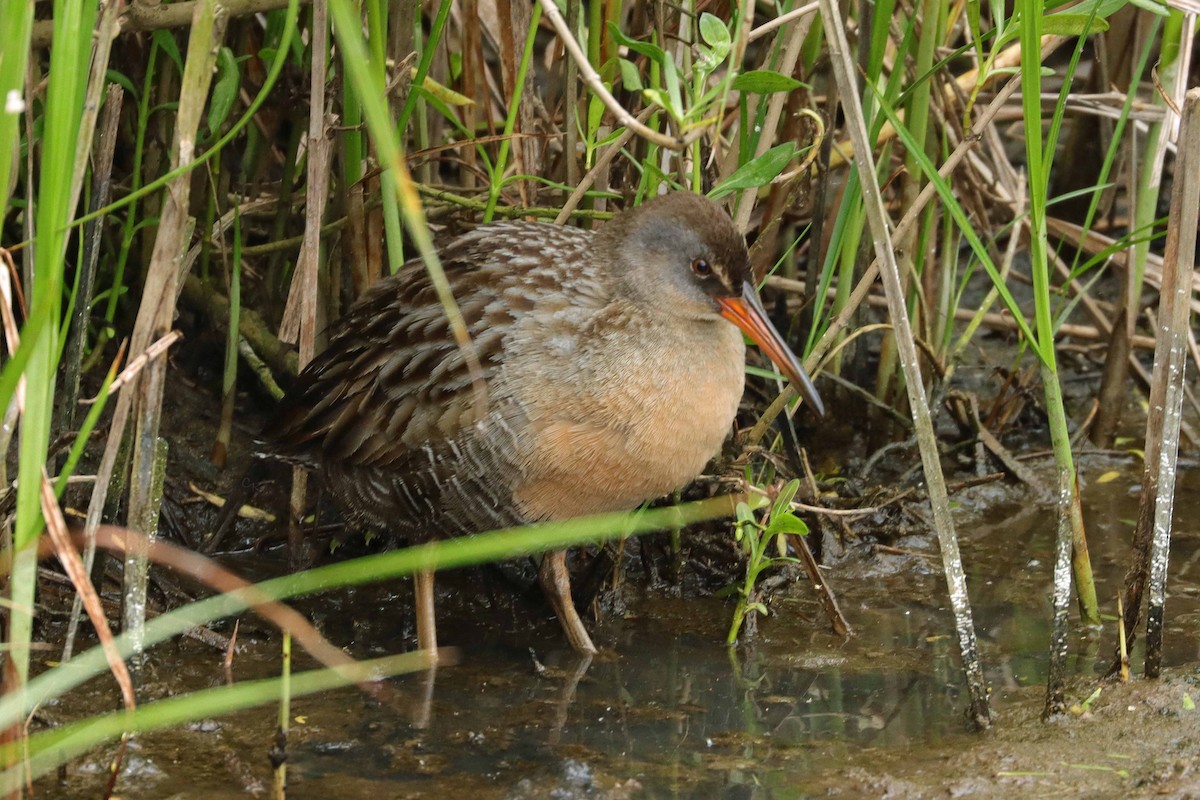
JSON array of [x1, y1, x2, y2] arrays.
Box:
[[718, 286, 825, 416]]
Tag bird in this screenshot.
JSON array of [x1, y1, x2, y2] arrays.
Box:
[[264, 191, 824, 656]]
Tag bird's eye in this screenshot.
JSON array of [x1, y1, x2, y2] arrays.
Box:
[[691, 258, 712, 277]]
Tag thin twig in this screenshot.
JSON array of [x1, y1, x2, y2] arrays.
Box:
[[555, 108, 654, 225], [536, 0, 687, 151], [748, 2, 820, 41], [80, 331, 183, 402]]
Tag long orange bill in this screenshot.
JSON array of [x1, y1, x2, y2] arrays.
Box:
[[718, 282, 825, 417]]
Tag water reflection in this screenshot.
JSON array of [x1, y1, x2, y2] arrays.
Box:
[[283, 461, 1200, 797], [36, 462, 1200, 798]]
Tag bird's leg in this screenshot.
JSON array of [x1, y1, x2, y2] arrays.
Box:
[[538, 550, 598, 654], [413, 569, 438, 664]]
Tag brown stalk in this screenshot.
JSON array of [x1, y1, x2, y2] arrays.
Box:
[[1114, 87, 1200, 680], [459, 0, 483, 190], [0, 528, 420, 698], [279, 0, 332, 570], [62, 83, 124, 434], [107, 0, 228, 664]]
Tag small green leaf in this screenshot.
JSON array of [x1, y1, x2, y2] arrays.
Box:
[[587, 92, 605, 138], [1078, 686, 1103, 711], [708, 142, 797, 199], [731, 70, 805, 94], [1183, 693, 1196, 711], [699, 13, 730, 52], [104, 70, 138, 99], [152, 29, 184, 72], [767, 513, 809, 537], [595, 127, 626, 149], [607, 22, 666, 62], [695, 44, 721, 73], [1042, 12, 1112, 34], [772, 479, 801, 517], [618, 58, 642, 91], [989, 0, 1006, 41], [641, 87, 674, 118], [662, 57, 684, 119], [206, 47, 240, 138], [418, 71, 474, 107], [1061, 0, 1137, 18]]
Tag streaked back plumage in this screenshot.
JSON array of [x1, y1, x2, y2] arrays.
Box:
[[267, 193, 764, 539]]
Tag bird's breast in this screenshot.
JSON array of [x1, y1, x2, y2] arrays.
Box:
[[510, 320, 746, 520]]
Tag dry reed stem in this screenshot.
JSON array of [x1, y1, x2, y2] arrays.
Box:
[[62, 83, 123, 430], [281, 0, 332, 568], [85, 331, 184, 400], [819, 0, 990, 730], [65, 0, 125, 223], [1120, 87, 1200, 679], [48, 0, 127, 670], [749, 2, 820, 41], [497, 0, 539, 206], [105, 0, 228, 663]]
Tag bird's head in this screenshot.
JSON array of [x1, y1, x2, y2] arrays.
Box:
[[599, 192, 824, 417]]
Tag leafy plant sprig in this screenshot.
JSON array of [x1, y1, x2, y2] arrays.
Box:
[[727, 479, 809, 645]]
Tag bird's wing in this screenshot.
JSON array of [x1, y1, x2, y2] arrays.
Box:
[[264, 222, 596, 468]]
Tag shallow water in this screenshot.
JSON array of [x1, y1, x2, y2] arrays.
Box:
[[36, 459, 1200, 798]]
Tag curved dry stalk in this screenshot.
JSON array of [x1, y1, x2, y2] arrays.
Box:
[[749, 2, 820, 41], [0, 526, 434, 698], [536, 0, 688, 152]]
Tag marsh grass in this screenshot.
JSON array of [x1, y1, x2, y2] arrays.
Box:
[[0, 0, 1195, 789]]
